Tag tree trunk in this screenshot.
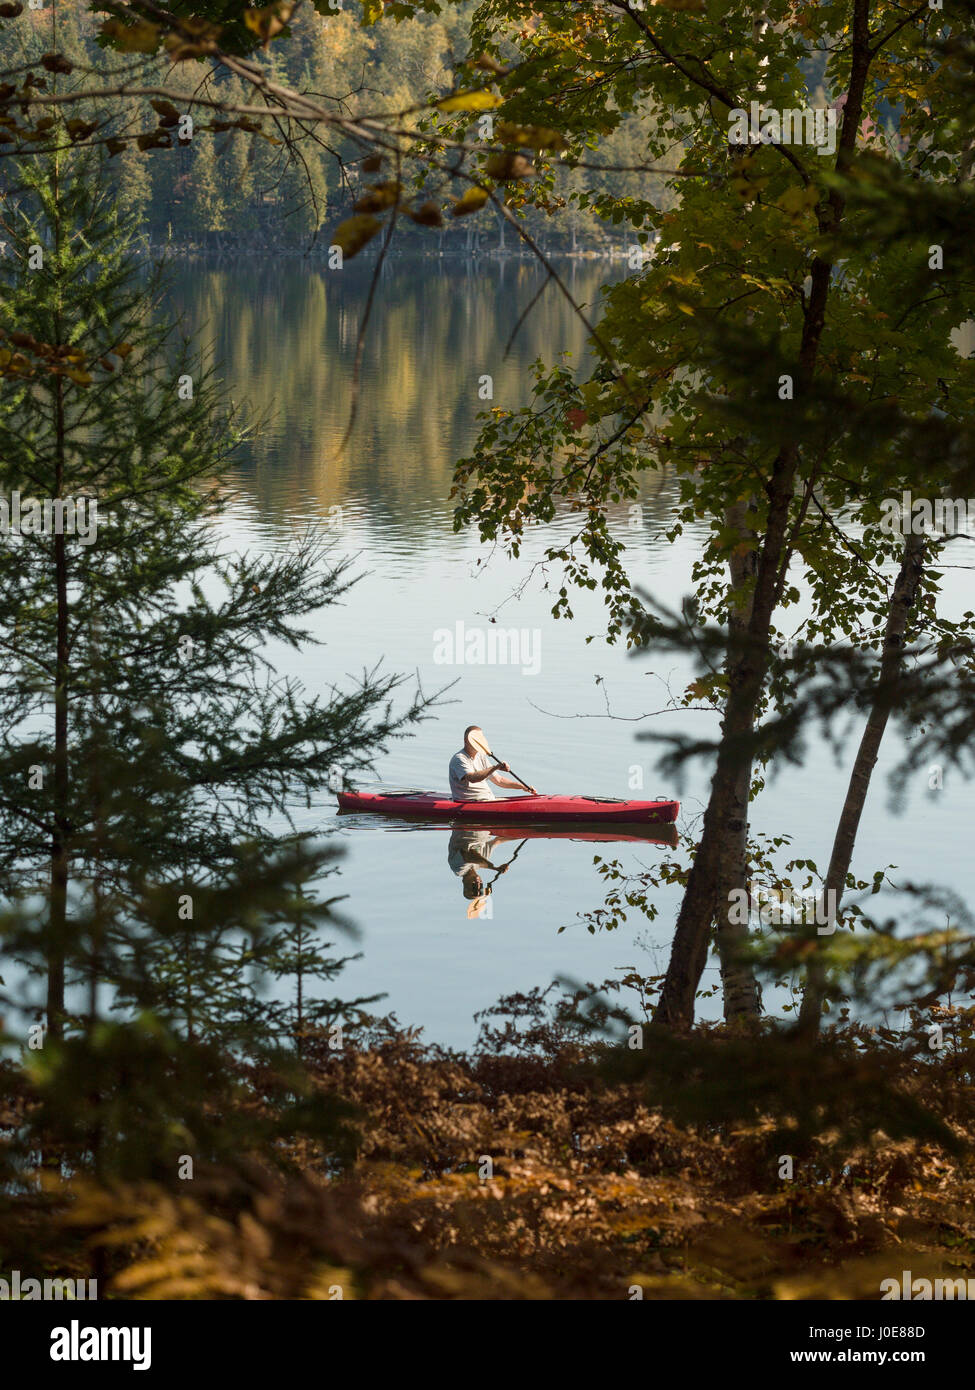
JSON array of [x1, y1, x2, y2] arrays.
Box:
[[795, 531, 926, 1036], [652, 0, 873, 1031], [47, 134, 70, 1044], [653, 438, 800, 1029], [715, 497, 762, 1021], [48, 515, 70, 1043]]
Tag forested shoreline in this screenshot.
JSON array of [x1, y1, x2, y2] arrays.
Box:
[[7, 0, 669, 254]]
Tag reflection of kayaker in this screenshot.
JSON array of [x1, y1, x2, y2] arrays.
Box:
[[447, 828, 530, 919], [448, 827, 505, 919]]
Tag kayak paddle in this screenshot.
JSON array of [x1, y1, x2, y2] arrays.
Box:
[[469, 731, 534, 794], [487, 837, 529, 885]]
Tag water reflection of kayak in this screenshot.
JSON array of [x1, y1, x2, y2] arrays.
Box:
[[336, 791, 679, 825], [477, 822, 678, 847]]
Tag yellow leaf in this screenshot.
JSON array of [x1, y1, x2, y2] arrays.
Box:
[[40, 53, 73, 75], [404, 200, 443, 227], [162, 17, 222, 61], [360, 0, 383, 24], [485, 152, 533, 180], [353, 180, 401, 213], [329, 214, 382, 258], [437, 90, 502, 114], [776, 184, 820, 220], [137, 131, 171, 151], [451, 186, 490, 216], [99, 18, 160, 53], [495, 121, 566, 151], [243, 1, 296, 45], [66, 119, 97, 138]]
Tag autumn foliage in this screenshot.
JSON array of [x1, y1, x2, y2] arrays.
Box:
[[4, 990, 974, 1300]]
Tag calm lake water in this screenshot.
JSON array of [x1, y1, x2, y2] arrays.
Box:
[[166, 256, 973, 1047]]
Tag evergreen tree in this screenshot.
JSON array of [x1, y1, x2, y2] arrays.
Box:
[[186, 135, 226, 240], [0, 134, 433, 1172], [113, 141, 153, 231]]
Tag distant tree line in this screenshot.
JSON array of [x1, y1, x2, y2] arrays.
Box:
[[1, 2, 667, 254]]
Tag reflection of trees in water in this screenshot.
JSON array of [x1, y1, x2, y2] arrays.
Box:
[[165, 260, 612, 517]]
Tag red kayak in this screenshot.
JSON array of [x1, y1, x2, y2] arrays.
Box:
[[336, 791, 679, 825]]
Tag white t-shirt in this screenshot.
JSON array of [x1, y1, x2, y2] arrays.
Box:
[[447, 829, 499, 875], [448, 748, 496, 800]]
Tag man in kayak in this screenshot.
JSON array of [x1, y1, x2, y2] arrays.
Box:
[[448, 725, 538, 801]]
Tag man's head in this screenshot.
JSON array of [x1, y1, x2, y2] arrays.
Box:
[[462, 869, 486, 900], [464, 724, 485, 756], [462, 869, 492, 918]]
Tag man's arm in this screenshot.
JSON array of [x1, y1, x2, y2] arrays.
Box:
[[489, 765, 538, 795], [464, 762, 500, 784]]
